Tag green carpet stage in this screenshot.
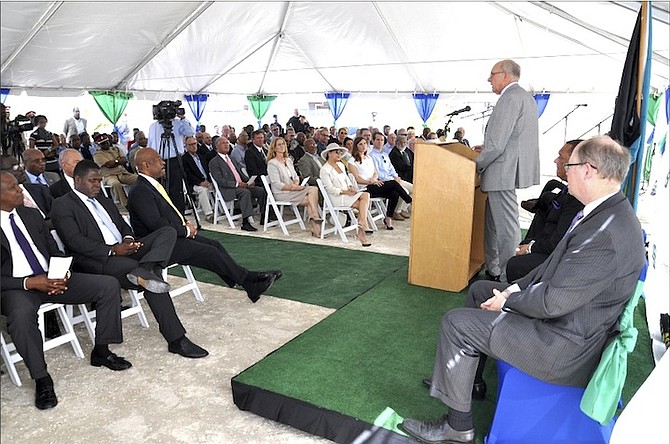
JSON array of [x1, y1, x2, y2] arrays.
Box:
[[186, 231, 655, 444]]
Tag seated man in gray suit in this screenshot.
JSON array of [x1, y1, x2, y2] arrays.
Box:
[[401, 136, 645, 443], [209, 136, 266, 232], [295, 138, 323, 186]]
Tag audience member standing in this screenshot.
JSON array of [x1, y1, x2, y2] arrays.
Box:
[[62, 107, 87, 143], [472, 59, 540, 282], [147, 110, 195, 215]]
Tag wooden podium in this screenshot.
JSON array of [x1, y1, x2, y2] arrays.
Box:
[[408, 141, 485, 292]]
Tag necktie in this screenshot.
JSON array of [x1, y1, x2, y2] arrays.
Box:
[[154, 181, 186, 225], [402, 150, 410, 165], [567, 210, 584, 234], [225, 155, 242, 184], [194, 155, 207, 178], [36, 175, 47, 185], [9, 213, 46, 275], [87, 198, 123, 243]]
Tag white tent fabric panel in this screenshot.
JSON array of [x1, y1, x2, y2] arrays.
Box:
[[1, 2, 668, 97]]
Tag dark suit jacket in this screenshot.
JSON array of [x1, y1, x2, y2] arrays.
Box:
[[1, 207, 62, 290], [51, 191, 134, 273], [22, 183, 54, 217], [521, 179, 584, 255], [244, 145, 267, 186], [182, 152, 210, 190], [497, 192, 645, 386], [388, 147, 414, 183], [128, 176, 189, 238], [49, 174, 72, 198]]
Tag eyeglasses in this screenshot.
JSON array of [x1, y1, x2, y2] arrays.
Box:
[[564, 162, 598, 171], [489, 71, 504, 77]]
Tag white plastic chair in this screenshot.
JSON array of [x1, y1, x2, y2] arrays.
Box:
[[209, 174, 242, 228], [316, 178, 359, 243], [260, 175, 306, 235], [1, 303, 85, 387]]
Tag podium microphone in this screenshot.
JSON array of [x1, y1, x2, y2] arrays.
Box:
[[577, 104, 588, 107], [445, 106, 471, 117]]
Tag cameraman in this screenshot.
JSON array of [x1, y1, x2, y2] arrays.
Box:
[[147, 106, 194, 215]]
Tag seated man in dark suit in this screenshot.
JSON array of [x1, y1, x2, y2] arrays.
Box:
[[506, 139, 584, 282], [182, 136, 214, 222], [209, 136, 266, 232], [1, 172, 131, 410], [51, 160, 208, 359], [128, 148, 282, 303], [1, 154, 54, 226], [388, 133, 414, 183], [401, 136, 645, 443], [244, 129, 268, 187], [295, 138, 323, 187]]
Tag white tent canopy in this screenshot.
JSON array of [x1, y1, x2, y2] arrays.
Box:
[[2, 2, 669, 99]]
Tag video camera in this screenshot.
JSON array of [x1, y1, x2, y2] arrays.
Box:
[[152, 100, 185, 122], [1, 104, 35, 156]]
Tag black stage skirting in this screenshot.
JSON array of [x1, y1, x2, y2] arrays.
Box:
[[231, 379, 413, 444]]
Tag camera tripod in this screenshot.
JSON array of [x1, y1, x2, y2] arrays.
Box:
[[158, 122, 201, 229]]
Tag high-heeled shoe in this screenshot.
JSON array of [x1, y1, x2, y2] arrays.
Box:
[[383, 216, 394, 230], [358, 224, 373, 235], [309, 219, 322, 238], [357, 227, 372, 247]]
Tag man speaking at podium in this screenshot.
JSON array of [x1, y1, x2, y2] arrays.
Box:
[[472, 59, 540, 282]]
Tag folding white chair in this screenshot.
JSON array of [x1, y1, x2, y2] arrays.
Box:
[[209, 174, 242, 228], [66, 289, 150, 342], [316, 178, 359, 243], [260, 175, 306, 235], [1, 303, 85, 387]]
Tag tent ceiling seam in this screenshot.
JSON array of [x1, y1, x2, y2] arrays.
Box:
[[534, 1, 668, 65], [257, 1, 292, 94], [489, 2, 623, 64], [1, 1, 63, 74], [114, 1, 214, 91], [372, 2, 426, 92]]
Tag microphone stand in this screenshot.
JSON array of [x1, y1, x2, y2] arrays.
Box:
[[543, 105, 585, 143], [578, 113, 613, 139], [443, 115, 454, 137]]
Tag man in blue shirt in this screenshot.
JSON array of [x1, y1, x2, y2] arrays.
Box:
[[369, 132, 413, 219], [147, 109, 195, 215]]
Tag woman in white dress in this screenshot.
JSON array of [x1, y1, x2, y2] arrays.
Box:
[[267, 137, 322, 236], [319, 144, 371, 246], [347, 136, 411, 230]]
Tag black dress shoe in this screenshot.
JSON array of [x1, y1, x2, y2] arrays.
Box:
[[91, 352, 132, 371], [400, 416, 475, 444], [243, 273, 279, 303], [256, 270, 283, 281], [35, 375, 58, 410], [168, 336, 209, 358], [422, 377, 487, 400], [126, 267, 171, 293], [241, 221, 258, 232], [484, 270, 501, 282], [472, 381, 487, 400]]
